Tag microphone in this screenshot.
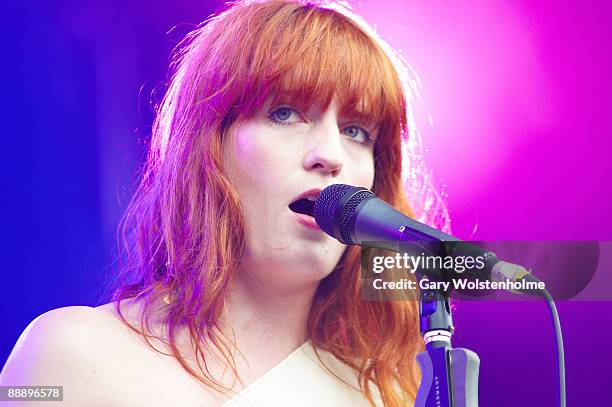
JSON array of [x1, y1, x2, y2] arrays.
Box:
[[313, 184, 543, 294], [314, 185, 566, 407]]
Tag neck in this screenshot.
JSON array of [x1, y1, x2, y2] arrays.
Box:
[[220, 270, 319, 352]]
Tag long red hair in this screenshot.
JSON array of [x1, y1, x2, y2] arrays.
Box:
[[109, 1, 448, 405]]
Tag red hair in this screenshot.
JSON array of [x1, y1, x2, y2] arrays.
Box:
[[108, 1, 448, 405]]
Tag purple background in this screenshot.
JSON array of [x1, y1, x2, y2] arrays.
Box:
[[1, 0, 610, 405]]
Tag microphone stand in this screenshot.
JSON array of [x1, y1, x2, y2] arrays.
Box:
[[414, 273, 480, 407]]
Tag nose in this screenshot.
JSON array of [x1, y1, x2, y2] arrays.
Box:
[[303, 124, 344, 177]]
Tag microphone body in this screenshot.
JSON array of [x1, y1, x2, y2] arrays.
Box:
[[352, 191, 459, 245], [314, 184, 542, 293]]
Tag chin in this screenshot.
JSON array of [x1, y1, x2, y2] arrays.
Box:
[[256, 253, 340, 287], [294, 259, 337, 279]]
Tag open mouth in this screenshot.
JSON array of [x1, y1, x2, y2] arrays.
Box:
[[288, 197, 315, 218]]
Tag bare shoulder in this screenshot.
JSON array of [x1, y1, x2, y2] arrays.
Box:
[[0, 306, 115, 405], [1, 302, 229, 406], [1, 305, 107, 377]]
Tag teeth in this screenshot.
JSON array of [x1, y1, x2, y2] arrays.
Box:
[[305, 195, 318, 202]]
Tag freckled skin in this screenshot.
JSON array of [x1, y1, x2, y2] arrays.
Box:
[[222, 97, 376, 289]]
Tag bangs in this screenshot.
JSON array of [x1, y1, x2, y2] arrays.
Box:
[[231, 3, 405, 130]]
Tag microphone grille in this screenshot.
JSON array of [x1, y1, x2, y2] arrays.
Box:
[[339, 189, 374, 244], [314, 184, 352, 238], [314, 184, 375, 244]]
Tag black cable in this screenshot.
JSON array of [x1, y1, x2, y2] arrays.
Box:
[[541, 289, 566, 407]]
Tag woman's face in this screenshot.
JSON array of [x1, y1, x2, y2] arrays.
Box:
[[222, 97, 377, 289]]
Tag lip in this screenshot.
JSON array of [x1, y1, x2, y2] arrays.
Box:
[[289, 187, 323, 205], [293, 212, 321, 230], [289, 187, 323, 231]]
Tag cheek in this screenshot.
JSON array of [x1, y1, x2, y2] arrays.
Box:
[[224, 124, 276, 189], [366, 159, 375, 189], [350, 151, 376, 191]]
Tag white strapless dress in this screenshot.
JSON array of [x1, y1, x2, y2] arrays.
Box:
[[221, 340, 384, 407]]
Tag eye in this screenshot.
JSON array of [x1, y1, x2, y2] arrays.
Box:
[[268, 106, 303, 125], [342, 125, 374, 145]]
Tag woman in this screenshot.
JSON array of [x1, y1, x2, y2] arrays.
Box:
[[1, 1, 449, 406]]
